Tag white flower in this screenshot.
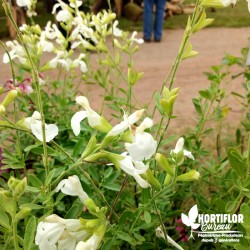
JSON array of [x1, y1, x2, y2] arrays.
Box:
[[131, 31, 144, 44], [38, 32, 54, 52], [56, 9, 73, 22], [71, 96, 103, 136], [75, 234, 101, 250], [107, 109, 144, 137], [69, 0, 82, 8], [125, 118, 157, 161], [16, 0, 37, 17], [220, 0, 237, 7], [171, 137, 194, 160], [35, 214, 89, 250], [24, 111, 58, 142], [73, 54, 87, 73], [16, 0, 31, 7], [156, 226, 184, 250], [55, 175, 89, 203], [113, 20, 122, 37], [119, 153, 150, 188], [3, 40, 26, 64]]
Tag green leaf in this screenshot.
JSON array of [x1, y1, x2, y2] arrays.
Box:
[[0, 208, 11, 230], [20, 204, 44, 210], [144, 210, 151, 224], [45, 169, 57, 187], [225, 201, 237, 213], [73, 138, 86, 157], [199, 90, 211, 100], [227, 148, 247, 177], [133, 232, 145, 242], [65, 204, 82, 219], [101, 238, 115, 250], [240, 203, 250, 234], [116, 231, 133, 243], [102, 183, 121, 192], [192, 98, 202, 115], [24, 216, 37, 250], [28, 174, 43, 188]]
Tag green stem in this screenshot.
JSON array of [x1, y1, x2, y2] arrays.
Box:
[[129, 184, 173, 233], [152, 1, 203, 118], [152, 197, 168, 244], [12, 195, 19, 250]]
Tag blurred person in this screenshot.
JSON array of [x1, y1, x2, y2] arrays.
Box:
[[143, 0, 166, 42]]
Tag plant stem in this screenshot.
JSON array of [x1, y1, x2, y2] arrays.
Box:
[[12, 195, 19, 250], [108, 174, 128, 221], [129, 184, 173, 233]]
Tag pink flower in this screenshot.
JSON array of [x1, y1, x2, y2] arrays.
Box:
[[19, 84, 33, 95]]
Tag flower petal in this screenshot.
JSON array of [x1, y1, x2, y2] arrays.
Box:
[[125, 132, 157, 161], [71, 111, 88, 136]]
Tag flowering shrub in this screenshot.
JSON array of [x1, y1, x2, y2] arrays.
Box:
[[0, 0, 249, 249]]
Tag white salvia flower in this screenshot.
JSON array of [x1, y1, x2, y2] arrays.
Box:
[[73, 54, 88, 73], [119, 153, 150, 188], [56, 9, 73, 22], [38, 32, 54, 52], [113, 20, 122, 37], [125, 117, 157, 161], [131, 31, 144, 44], [55, 175, 89, 203], [69, 0, 82, 8], [3, 40, 26, 64], [220, 0, 238, 7], [35, 214, 89, 250], [16, 0, 37, 17], [3, 50, 18, 63], [24, 111, 58, 142], [171, 137, 194, 160], [156, 226, 184, 250], [107, 109, 144, 137], [71, 96, 102, 136], [75, 234, 101, 250], [44, 21, 57, 40]]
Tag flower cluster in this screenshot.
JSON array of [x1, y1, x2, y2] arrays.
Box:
[[35, 175, 106, 250], [71, 96, 157, 188]]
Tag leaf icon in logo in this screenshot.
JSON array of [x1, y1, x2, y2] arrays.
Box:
[[181, 205, 200, 230]]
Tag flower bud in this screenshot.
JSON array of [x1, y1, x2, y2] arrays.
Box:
[[8, 177, 27, 198], [102, 13, 116, 25], [2, 90, 18, 108], [176, 170, 200, 182], [0, 190, 14, 214], [164, 174, 173, 186], [0, 105, 6, 115], [143, 169, 161, 190], [155, 153, 175, 176], [81, 136, 97, 158], [15, 207, 31, 222], [201, 0, 224, 8]]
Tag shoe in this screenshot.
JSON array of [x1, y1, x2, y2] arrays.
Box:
[[143, 38, 151, 43], [154, 38, 161, 42]]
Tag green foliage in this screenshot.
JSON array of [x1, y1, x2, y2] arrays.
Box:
[[0, 0, 249, 249]]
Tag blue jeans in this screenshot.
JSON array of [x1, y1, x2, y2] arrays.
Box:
[[143, 0, 166, 40]]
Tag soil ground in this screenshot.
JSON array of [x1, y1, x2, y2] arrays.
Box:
[[0, 27, 250, 137]]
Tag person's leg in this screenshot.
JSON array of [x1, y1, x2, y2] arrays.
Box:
[[143, 0, 154, 41], [154, 0, 166, 41]]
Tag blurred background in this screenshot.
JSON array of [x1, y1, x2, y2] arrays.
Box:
[[0, 0, 249, 39]]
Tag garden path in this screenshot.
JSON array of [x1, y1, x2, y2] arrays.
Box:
[[0, 27, 249, 136]]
